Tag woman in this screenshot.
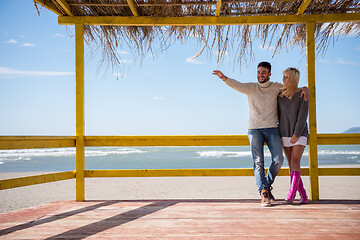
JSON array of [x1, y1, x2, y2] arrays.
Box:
[[277, 67, 309, 204]]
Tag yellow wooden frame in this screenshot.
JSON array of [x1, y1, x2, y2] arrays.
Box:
[[297, 0, 312, 15], [306, 21, 319, 200], [1, 164, 359, 190], [2, 2, 360, 201], [0, 171, 75, 190], [34, 0, 63, 16], [215, 0, 222, 17], [0, 136, 75, 150], [84, 167, 360, 178], [75, 24, 85, 201], [1, 134, 358, 150], [58, 13, 360, 26], [126, 0, 139, 17], [54, 0, 73, 16]]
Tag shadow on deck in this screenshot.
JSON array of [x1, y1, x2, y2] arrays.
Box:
[[0, 199, 359, 239]]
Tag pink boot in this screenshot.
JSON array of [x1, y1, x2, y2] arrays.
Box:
[[286, 171, 300, 203], [298, 178, 308, 204]]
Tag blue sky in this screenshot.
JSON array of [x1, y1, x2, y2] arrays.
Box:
[[0, 1, 359, 136]]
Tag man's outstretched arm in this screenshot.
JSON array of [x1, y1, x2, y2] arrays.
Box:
[[212, 70, 228, 81], [212, 70, 252, 95]]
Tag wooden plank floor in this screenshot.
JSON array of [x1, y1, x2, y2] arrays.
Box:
[[0, 199, 359, 239]]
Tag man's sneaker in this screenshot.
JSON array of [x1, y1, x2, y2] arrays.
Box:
[[268, 186, 275, 201], [260, 189, 271, 207]]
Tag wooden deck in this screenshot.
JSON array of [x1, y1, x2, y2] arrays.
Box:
[[0, 199, 359, 239]]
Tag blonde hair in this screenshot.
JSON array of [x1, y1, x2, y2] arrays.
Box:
[[280, 67, 300, 100]]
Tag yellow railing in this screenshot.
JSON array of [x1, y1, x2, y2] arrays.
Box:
[[0, 136, 76, 149], [1, 134, 359, 195], [0, 171, 75, 190], [2, 134, 359, 150]]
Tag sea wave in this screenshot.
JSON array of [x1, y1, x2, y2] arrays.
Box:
[[318, 150, 360, 155], [0, 147, 358, 163], [85, 149, 146, 157], [0, 148, 75, 159], [197, 151, 273, 158], [197, 151, 250, 158], [0, 147, 146, 162], [198, 149, 360, 158], [303, 150, 360, 156]]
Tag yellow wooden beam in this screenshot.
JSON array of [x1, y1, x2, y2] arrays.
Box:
[[126, 0, 139, 17], [86, 168, 254, 177], [58, 13, 360, 26], [55, 0, 73, 16], [84, 167, 359, 178], [318, 168, 360, 176], [317, 133, 360, 145], [297, 0, 312, 15], [0, 134, 358, 151], [215, 0, 222, 17], [1, 167, 358, 191], [0, 171, 75, 190], [85, 168, 302, 178], [86, 134, 360, 147], [33, 0, 62, 16], [0, 136, 76, 150], [307, 21, 319, 201], [84, 135, 250, 147], [75, 24, 85, 202]]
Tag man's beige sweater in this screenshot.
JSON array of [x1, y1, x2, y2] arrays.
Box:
[[225, 78, 283, 130]]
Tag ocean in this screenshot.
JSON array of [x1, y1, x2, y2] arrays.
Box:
[[0, 145, 359, 173]]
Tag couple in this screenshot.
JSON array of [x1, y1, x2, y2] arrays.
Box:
[[213, 62, 309, 207]]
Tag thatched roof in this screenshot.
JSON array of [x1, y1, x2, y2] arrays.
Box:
[[34, 0, 360, 71]]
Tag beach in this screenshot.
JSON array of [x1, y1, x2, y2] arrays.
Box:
[[1, 167, 359, 213]]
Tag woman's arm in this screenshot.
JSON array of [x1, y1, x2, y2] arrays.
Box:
[[293, 97, 309, 139]]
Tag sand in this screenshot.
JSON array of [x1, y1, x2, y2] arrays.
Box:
[[1, 166, 360, 213]]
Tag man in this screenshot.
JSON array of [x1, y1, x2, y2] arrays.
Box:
[[213, 62, 309, 207]]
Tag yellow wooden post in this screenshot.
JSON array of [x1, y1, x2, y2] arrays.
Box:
[[75, 24, 85, 201], [306, 22, 319, 201]]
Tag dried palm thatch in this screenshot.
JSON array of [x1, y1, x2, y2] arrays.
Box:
[[35, 0, 360, 72]]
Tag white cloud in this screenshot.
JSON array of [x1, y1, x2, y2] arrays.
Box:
[[319, 59, 360, 66], [0, 67, 74, 76], [6, 39, 18, 44], [119, 59, 132, 64], [5, 39, 35, 47], [53, 33, 64, 38], [356, 45, 360, 50], [19, 35, 26, 39], [258, 44, 275, 50], [321, 22, 358, 37], [214, 50, 229, 56], [113, 73, 127, 78], [152, 96, 165, 101], [118, 50, 128, 55], [186, 57, 205, 65], [21, 43, 35, 47]]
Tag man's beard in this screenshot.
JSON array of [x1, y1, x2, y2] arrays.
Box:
[[258, 77, 270, 83]]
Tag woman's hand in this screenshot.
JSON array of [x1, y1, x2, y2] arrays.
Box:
[[290, 134, 299, 144]]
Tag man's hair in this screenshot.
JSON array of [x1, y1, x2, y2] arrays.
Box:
[[257, 62, 271, 73]]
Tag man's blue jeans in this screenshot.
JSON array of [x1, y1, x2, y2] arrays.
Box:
[[248, 128, 284, 194]]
